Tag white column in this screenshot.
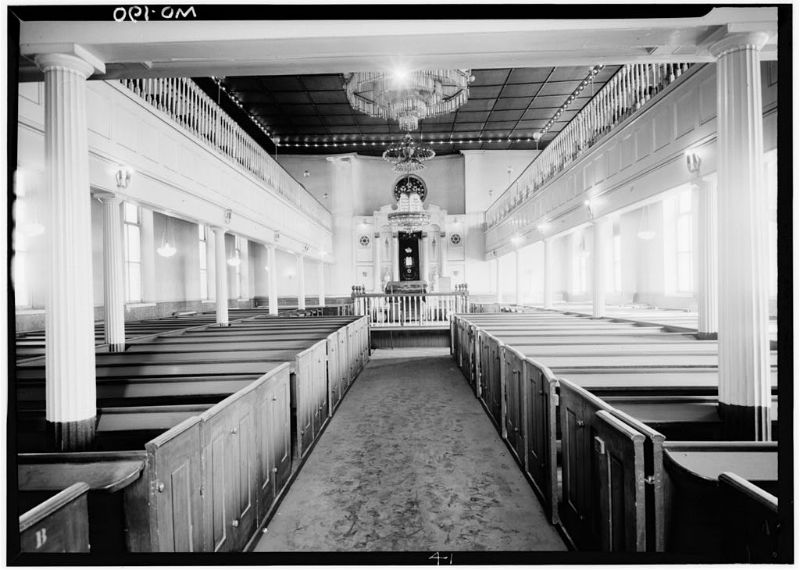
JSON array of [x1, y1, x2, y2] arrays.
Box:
[[266, 244, 278, 315], [327, 155, 355, 294], [514, 249, 522, 305], [391, 233, 399, 281], [439, 231, 449, 277], [710, 32, 771, 440], [140, 208, 156, 302], [37, 52, 99, 450], [212, 226, 229, 325], [100, 194, 125, 351], [543, 238, 553, 309], [693, 177, 718, 337], [297, 254, 306, 309], [421, 232, 430, 284], [205, 227, 216, 301], [318, 260, 326, 307], [373, 231, 382, 292], [592, 218, 612, 318], [495, 256, 502, 303], [239, 239, 250, 301]]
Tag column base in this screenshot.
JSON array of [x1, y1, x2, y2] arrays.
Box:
[[107, 343, 126, 353], [46, 417, 96, 451], [696, 332, 718, 340], [718, 403, 771, 441]]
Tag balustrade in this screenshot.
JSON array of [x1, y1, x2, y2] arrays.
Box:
[[486, 63, 692, 228], [119, 77, 331, 230], [352, 290, 470, 328]]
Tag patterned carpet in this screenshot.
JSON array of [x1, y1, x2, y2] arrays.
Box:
[[254, 347, 566, 552]]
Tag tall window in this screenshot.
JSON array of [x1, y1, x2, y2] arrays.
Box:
[[198, 225, 208, 300], [675, 189, 693, 293], [765, 151, 778, 297], [123, 202, 142, 302], [13, 229, 30, 307], [233, 236, 242, 299], [573, 233, 589, 295]]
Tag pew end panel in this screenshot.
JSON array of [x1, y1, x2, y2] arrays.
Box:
[[18, 482, 91, 553], [593, 410, 647, 552], [145, 417, 203, 552], [501, 346, 526, 467], [718, 472, 781, 563]]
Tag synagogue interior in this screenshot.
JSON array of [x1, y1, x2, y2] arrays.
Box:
[[6, 4, 792, 563]]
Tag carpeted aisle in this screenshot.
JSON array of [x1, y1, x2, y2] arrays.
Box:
[[254, 347, 566, 552]]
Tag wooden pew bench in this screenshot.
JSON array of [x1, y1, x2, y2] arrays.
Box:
[[19, 482, 91, 553], [662, 442, 778, 557], [18, 451, 149, 553], [718, 472, 780, 562]]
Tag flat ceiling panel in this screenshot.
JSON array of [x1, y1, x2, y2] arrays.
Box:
[[500, 84, 540, 98], [261, 76, 306, 90], [315, 104, 355, 115], [471, 69, 510, 85], [488, 109, 524, 122], [273, 91, 311, 104], [507, 68, 552, 84], [538, 80, 582, 96], [549, 66, 592, 81], [493, 96, 533, 110], [301, 75, 345, 90], [468, 85, 503, 98], [308, 90, 349, 104], [459, 98, 495, 112]]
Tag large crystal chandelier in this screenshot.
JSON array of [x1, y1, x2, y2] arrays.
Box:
[[344, 69, 472, 132], [382, 133, 435, 172]]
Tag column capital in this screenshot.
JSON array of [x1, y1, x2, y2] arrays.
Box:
[[35, 49, 103, 78], [211, 225, 227, 235], [709, 31, 770, 58], [92, 189, 122, 204]]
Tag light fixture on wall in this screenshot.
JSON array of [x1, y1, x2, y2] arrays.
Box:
[[637, 205, 656, 240], [537, 221, 550, 233], [227, 249, 241, 266], [511, 233, 525, 247], [115, 166, 133, 189], [685, 150, 701, 175], [303, 170, 310, 178], [156, 216, 177, 257]]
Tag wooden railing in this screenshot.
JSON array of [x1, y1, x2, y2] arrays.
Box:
[[352, 292, 470, 328], [485, 63, 693, 229], [118, 77, 331, 230]]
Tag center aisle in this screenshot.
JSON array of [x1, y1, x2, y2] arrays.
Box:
[[255, 347, 566, 552]]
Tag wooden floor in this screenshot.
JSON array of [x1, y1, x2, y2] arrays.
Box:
[[254, 348, 566, 552]]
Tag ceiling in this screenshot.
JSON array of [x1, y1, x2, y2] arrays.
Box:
[[207, 65, 620, 156]]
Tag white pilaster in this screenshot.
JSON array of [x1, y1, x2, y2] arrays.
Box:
[[421, 232, 430, 285], [212, 226, 229, 325], [297, 254, 306, 309], [266, 244, 278, 315], [37, 52, 98, 449], [711, 31, 771, 439], [318, 260, 326, 307], [373, 231, 382, 292], [140, 208, 156, 302], [327, 155, 355, 294], [239, 239, 250, 300], [543, 238, 553, 309], [439, 231, 449, 277], [100, 194, 125, 351], [693, 177, 718, 337], [391, 233, 399, 281], [592, 217, 612, 318]]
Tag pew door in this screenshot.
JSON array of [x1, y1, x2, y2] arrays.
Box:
[[146, 417, 203, 552], [594, 411, 647, 552], [294, 351, 315, 457], [503, 349, 525, 464], [271, 372, 292, 495], [326, 336, 341, 415], [718, 472, 780, 562], [524, 360, 555, 522]]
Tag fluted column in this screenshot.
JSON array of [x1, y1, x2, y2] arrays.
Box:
[[296, 254, 306, 309], [514, 249, 522, 305], [543, 238, 553, 309], [711, 32, 771, 440], [37, 52, 98, 450], [266, 244, 278, 315], [239, 239, 250, 300], [495, 256, 502, 303], [212, 226, 229, 325], [592, 218, 612, 318], [373, 231, 382, 292], [391, 233, 399, 281], [318, 260, 326, 307], [693, 176, 718, 338], [99, 193, 125, 351], [421, 232, 430, 285]]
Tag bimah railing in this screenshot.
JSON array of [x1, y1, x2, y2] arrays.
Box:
[[352, 287, 470, 328]]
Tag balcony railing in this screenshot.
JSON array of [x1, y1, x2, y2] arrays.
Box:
[[119, 77, 331, 230], [353, 291, 470, 328], [485, 63, 693, 229]]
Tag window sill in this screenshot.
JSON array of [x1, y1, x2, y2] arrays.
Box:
[[15, 308, 45, 315], [125, 302, 157, 309]]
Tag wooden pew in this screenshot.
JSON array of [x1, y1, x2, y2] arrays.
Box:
[[18, 482, 91, 553], [718, 472, 780, 562], [662, 441, 778, 557], [18, 451, 149, 553]]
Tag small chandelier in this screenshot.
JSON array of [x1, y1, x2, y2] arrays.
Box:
[[382, 133, 435, 172], [344, 69, 472, 132], [388, 175, 430, 232]]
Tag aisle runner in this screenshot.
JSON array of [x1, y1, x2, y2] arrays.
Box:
[[255, 347, 566, 552]]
